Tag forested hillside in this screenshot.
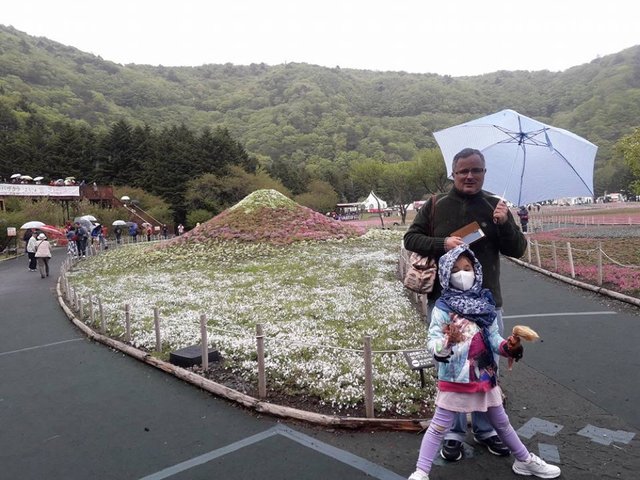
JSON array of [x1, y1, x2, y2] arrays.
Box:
[[1, 24, 639, 201]]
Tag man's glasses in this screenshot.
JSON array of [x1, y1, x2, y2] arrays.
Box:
[[454, 168, 486, 176]]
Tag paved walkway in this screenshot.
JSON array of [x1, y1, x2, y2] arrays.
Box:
[[1, 251, 638, 479]]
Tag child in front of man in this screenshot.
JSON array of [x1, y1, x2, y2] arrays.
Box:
[[408, 245, 560, 480]]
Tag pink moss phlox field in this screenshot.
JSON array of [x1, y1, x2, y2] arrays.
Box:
[[531, 226, 640, 297], [165, 189, 366, 246]]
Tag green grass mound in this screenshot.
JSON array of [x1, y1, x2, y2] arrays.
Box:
[[176, 189, 365, 245]]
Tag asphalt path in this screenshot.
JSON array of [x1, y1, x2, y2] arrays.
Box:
[[1, 250, 638, 479]]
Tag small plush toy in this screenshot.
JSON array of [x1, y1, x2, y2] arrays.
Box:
[[506, 325, 540, 370]]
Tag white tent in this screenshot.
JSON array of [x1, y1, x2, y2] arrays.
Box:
[[363, 191, 387, 212]]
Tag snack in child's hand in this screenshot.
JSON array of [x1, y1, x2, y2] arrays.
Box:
[[512, 325, 540, 341], [507, 325, 540, 370]]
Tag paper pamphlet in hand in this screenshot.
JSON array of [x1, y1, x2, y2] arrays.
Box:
[[450, 221, 485, 245]]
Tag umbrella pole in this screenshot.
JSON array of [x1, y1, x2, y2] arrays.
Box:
[[501, 145, 524, 205]]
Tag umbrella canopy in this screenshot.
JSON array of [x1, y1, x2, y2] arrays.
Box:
[[10, 173, 22, 179], [20, 175, 33, 181], [78, 214, 98, 222], [20, 221, 45, 230], [73, 217, 94, 230], [112, 220, 127, 226], [33, 176, 44, 182], [433, 109, 598, 206], [39, 225, 66, 238]]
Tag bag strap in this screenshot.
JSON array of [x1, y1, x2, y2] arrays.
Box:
[[429, 194, 437, 237]]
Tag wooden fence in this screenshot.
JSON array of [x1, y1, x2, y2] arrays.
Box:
[[59, 253, 428, 421]]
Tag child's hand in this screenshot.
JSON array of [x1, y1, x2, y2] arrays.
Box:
[[444, 317, 465, 344]]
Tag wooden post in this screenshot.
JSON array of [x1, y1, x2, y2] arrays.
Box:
[[567, 242, 575, 278], [154, 307, 162, 352], [597, 242, 603, 286], [124, 304, 131, 343], [552, 241, 558, 272], [98, 297, 105, 334], [200, 314, 208, 370], [89, 296, 95, 325], [363, 335, 374, 418], [78, 298, 83, 320], [256, 324, 266, 399], [527, 239, 532, 263], [534, 241, 541, 267], [73, 287, 78, 310]]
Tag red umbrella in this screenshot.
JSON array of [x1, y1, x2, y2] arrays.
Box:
[[39, 225, 66, 239]]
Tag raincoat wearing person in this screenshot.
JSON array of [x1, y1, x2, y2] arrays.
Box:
[[129, 223, 138, 242], [408, 246, 560, 480], [34, 233, 52, 278]]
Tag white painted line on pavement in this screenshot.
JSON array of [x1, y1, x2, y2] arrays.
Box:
[[503, 311, 616, 319], [0, 338, 83, 357], [139, 424, 404, 480]]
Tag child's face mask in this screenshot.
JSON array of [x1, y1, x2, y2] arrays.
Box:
[[450, 270, 475, 291]]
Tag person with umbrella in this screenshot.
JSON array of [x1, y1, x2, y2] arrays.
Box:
[[114, 225, 123, 244], [34, 233, 52, 278], [26, 229, 38, 271], [404, 148, 527, 462], [74, 221, 89, 257]]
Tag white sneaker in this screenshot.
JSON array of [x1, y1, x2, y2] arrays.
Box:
[[408, 470, 429, 480], [513, 453, 561, 478]]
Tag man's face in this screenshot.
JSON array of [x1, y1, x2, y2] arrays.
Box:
[[453, 153, 486, 195]]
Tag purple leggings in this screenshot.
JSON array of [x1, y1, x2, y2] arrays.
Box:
[[416, 405, 529, 474]]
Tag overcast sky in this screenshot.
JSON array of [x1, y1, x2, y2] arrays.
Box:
[[3, 1, 639, 77]]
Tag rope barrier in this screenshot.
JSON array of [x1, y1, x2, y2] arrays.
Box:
[[531, 241, 637, 264]]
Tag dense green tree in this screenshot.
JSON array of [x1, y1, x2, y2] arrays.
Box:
[[617, 127, 640, 194], [294, 179, 339, 213], [412, 148, 450, 194], [99, 119, 135, 184], [381, 162, 424, 224]]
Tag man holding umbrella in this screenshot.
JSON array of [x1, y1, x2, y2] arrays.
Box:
[[404, 147, 527, 462], [74, 221, 89, 257]]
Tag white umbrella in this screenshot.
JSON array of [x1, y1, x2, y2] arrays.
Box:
[[73, 217, 93, 230], [33, 176, 44, 182], [112, 220, 127, 226], [79, 214, 98, 222], [20, 221, 45, 229], [433, 109, 598, 206], [20, 175, 33, 181], [10, 173, 21, 179]]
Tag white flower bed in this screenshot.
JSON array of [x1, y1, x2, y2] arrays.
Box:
[[67, 229, 435, 415]]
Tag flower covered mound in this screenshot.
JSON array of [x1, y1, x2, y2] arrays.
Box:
[[171, 189, 366, 245]]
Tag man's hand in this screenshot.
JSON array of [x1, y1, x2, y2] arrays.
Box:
[[493, 200, 509, 225]]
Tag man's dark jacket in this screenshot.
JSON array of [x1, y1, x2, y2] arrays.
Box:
[[403, 188, 527, 308]]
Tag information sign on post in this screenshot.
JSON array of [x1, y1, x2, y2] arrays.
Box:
[[403, 349, 434, 388], [7, 227, 16, 237]]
